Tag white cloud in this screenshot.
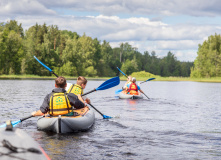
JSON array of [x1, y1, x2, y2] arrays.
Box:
[[1, 0, 221, 62], [35, 0, 221, 17], [156, 40, 202, 50], [0, 0, 56, 16]]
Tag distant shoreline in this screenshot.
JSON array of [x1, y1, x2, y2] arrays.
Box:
[[0, 75, 221, 83]]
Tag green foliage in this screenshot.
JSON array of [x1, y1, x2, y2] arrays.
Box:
[[85, 66, 97, 77], [131, 71, 156, 78], [121, 57, 139, 75], [0, 20, 193, 77], [0, 21, 24, 74], [54, 61, 77, 76], [191, 33, 221, 78]]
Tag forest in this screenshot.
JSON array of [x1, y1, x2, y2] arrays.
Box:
[[0, 20, 193, 77], [191, 34, 221, 78]]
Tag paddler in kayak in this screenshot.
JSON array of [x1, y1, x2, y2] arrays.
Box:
[[31, 76, 88, 117], [126, 77, 145, 95], [67, 76, 90, 104]]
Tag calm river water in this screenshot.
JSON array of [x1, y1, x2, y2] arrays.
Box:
[[1, 79, 221, 160]]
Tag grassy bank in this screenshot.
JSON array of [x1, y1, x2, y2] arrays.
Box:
[[1, 74, 221, 83], [0, 74, 111, 81]]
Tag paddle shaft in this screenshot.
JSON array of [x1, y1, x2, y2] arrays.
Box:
[[142, 92, 150, 99], [34, 56, 58, 77], [82, 89, 96, 96], [88, 104, 104, 116], [51, 71, 58, 77], [20, 115, 34, 122], [117, 67, 128, 78], [140, 78, 156, 84]]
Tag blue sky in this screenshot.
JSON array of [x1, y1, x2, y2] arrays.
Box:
[[1, 0, 221, 62]]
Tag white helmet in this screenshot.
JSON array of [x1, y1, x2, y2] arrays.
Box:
[[132, 77, 136, 82]]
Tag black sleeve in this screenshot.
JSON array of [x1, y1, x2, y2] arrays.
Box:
[[67, 93, 85, 109], [39, 94, 50, 114]]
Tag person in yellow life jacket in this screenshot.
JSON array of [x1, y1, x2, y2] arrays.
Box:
[[123, 76, 132, 90], [67, 76, 90, 104], [126, 77, 145, 95], [31, 76, 87, 117]]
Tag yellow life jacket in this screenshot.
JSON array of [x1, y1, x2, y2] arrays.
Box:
[[67, 84, 83, 95], [49, 92, 73, 116]]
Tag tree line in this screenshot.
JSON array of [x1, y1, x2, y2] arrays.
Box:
[[0, 20, 193, 77], [191, 33, 221, 78]]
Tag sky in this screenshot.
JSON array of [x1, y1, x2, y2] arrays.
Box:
[[1, 0, 221, 62]]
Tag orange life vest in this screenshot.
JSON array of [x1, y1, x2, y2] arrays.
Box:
[[128, 83, 138, 95]]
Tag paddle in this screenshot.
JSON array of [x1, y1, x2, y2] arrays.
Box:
[[139, 78, 156, 84], [88, 104, 112, 119], [115, 89, 123, 94], [34, 56, 120, 96], [117, 67, 128, 78], [82, 76, 120, 96], [140, 91, 150, 99], [0, 115, 33, 128], [34, 56, 58, 77]]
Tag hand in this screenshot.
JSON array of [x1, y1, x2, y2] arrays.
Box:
[[31, 111, 36, 117], [85, 98, 90, 104]]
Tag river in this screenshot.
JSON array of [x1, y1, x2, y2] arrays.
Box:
[[0, 79, 221, 160]]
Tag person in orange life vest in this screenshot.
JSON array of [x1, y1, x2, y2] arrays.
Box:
[[126, 77, 145, 95], [67, 76, 90, 104], [123, 76, 132, 90], [31, 76, 87, 117]]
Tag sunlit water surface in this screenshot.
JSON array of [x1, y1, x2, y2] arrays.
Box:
[[1, 79, 221, 160]]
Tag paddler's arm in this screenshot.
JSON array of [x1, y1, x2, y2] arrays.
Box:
[[68, 93, 85, 109], [32, 94, 50, 116], [31, 110, 44, 117], [77, 94, 85, 104], [139, 89, 144, 94]]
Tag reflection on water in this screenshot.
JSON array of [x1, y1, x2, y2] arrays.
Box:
[[1, 80, 221, 159]]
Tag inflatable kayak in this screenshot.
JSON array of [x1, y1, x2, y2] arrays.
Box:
[[119, 90, 143, 99], [37, 106, 95, 133], [0, 125, 50, 160]]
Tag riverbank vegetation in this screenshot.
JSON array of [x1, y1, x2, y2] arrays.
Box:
[[1, 20, 221, 82], [1, 73, 221, 83], [0, 20, 192, 78], [191, 34, 221, 78]]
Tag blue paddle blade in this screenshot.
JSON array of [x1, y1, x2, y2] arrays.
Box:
[[0, 124, 6, 128], [0, 120, 21, 128], [115, 89, 123, 94], [12, 120, 21, 127], [146, 78, 155, 82], [34, 56, 52, 72], [103, 115, 112, 119], [96, 76, 120, 91]]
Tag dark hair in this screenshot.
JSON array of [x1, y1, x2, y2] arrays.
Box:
[[55, 76, 66, 88], [77, 76, 87, 85]]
